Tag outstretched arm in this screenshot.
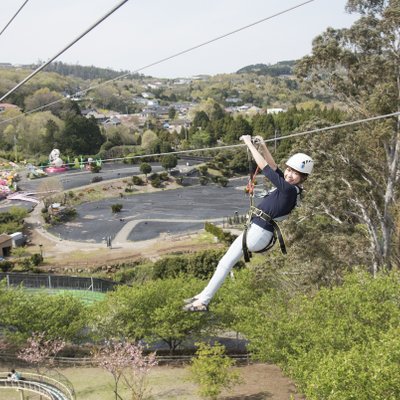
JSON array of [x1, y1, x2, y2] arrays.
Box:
[[241, 135, 277, 171]]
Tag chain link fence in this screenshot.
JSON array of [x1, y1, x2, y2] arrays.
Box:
[[0, 272, 118, 292]]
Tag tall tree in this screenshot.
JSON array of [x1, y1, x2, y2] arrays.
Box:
[[296, 0, 400, 273], [59, 114, 104, 155], [161, 154, 178, 171]]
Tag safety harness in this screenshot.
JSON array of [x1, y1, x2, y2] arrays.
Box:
[[242, 143, 300, 262]]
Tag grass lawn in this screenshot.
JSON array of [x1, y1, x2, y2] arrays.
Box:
[[0, 364, 304, 400], [27, 288, 105, 304]]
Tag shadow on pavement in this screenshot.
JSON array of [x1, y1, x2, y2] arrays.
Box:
[[223, 392, 272, 399]]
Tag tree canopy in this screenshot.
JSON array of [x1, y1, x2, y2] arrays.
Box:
[[295, 0, 400, 272]]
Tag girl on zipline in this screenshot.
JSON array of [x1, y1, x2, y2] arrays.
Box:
[[183, 134, 314, 312]]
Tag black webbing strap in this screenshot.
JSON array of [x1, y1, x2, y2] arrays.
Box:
[[250, 206, 287, 255], [268, 219, 287, 255], [242, 224, 252, 262], [241, 207, 287, 261]]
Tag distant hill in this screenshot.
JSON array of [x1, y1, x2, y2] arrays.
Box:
[[236, 60, 296, 76], [39, 61, 140, 81]]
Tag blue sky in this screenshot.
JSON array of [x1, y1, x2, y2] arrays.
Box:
[[0, 0, 358, 78]]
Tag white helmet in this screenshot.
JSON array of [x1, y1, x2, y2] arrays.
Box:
[[286, 153, 314, 175]]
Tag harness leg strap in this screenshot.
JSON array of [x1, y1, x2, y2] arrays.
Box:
[[269, 220, 287, 255], [242, 225, 252, 262]]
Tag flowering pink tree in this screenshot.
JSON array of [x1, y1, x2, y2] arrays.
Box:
[[93, 341, 130, 400], [122, 342, 157, 400], [93, 341, 157, 400], [17, 332, 65, 374]]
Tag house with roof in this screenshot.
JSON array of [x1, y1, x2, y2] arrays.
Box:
[[103, 116, 121, 126], [267, 108, 286, 114], [0, 103, 20, 113], [85, 110, 107, 123]]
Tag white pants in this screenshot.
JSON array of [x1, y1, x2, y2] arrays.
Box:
[[197, 223, 274, 305]]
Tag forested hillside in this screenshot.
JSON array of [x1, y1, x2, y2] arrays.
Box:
[[236, 60, 296, 76], [43, 61, 139, 81]]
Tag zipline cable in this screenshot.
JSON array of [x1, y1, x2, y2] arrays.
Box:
[[0, 0, 314, 125], [0, 0, 129, 102], [0, 0, 30, 38], [70, 111, 400, 165]]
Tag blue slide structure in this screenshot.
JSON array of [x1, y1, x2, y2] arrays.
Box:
[[0, 372, 75, 400]]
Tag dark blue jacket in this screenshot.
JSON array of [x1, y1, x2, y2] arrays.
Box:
[[252, 166, 300, 232]]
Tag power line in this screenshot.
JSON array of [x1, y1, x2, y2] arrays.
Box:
[[0, 0, 129, 102], [73, 111, 400, 165], [0, 0, 30, 38], [0, 0, 315, 125], [126, 0, 316, 76]]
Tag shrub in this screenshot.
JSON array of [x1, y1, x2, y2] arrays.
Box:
[[199, 176, 209, 186], [152, 249, 230, 280], [0, 260, 14, 272], [198, 165, 208, 175], [31, 253, 43, 266], [149, 173, 159, 181], [132, 176, 144, 185], [159, 172, 169, 181], [217, 177, 229, 187], [150, 177, 162, 188], [91, 165, 102, 173], [111, 204, 123, 213], [204, 222, 235, 244], [91, 176, 103, 183], [189, 342, 241, 400]]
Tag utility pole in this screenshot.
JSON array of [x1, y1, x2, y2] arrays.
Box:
[[13, 135, 18, 162]]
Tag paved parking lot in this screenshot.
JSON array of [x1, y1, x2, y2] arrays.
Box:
[[8, 162, 254, 244], [48, 179, 249, 243]]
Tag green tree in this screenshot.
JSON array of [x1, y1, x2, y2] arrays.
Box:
[[223, 115, 252, 143], [252, 113, 275, 137], [192, 110, 210, 130], [89, 277, 209, 353], [24, 88, 64, 116], [240, 271, 400, 397], [307, 327, 400, 400], [42, 119, 61, 153], [160, 154, 178, 171], [0, 284, 86, 344], [168, 106, 176, 120], [0, 207, 28, 234], [210, 102, 225, 121], [295, 0, 400, 273], [189, 342, 241, 400], [59, 114, 104, 155], [139, 162, 152, 181], [190, 130, 215, 148], [141, 129, 158, 152]]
